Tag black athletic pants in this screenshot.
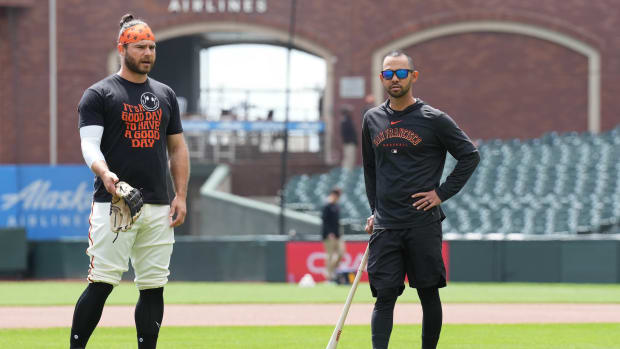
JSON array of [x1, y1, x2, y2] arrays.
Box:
[[371, 287, 442, 349]]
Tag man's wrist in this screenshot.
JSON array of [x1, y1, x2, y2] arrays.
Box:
[[435, 188, 448, 202]]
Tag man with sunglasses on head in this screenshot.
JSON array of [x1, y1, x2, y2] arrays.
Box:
[[71, 14, 189, 349], [362, 50, 479, 349]]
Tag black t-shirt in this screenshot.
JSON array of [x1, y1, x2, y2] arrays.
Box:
[[362, 99, 480, 229], [78, 74, 183, 204], [321, 202, 340, 239]]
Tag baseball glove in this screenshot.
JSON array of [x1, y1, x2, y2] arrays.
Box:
[[110, 181, 143, 233]]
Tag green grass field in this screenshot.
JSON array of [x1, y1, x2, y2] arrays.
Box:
[[1, 324, 620, 348], [2, 281, 620, 305], [1, 281, 619, 348]]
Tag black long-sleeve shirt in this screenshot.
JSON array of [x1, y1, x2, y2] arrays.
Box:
[[362, 99, 480, 229]]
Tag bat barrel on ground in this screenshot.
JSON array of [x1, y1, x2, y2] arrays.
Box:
[[325, 244, 370, 349]]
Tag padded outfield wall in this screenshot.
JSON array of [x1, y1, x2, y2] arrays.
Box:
[[10, 234, 620, 283]]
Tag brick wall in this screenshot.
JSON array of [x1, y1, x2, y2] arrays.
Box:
[[0, 7, 26, 163], [0, 8, 8, 163], [408, 32, 588, 140], [1, 0, 620, 165]]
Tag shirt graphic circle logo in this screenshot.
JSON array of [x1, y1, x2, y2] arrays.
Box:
[[140, 92, 160, 111]]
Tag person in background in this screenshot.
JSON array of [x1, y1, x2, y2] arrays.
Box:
[[362, 93, 376, 116], [340, 105, 358, 171], [321, 188, 345, 282]]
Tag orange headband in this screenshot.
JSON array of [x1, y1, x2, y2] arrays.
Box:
[[117, 23, 155, 52]]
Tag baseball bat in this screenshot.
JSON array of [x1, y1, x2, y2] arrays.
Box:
[[325, 244, 370, 349]]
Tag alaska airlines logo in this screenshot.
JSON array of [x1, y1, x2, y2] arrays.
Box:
[[1, 181, 91, 212], [372, 127, 422, 147], [140, 92, 160, 112]]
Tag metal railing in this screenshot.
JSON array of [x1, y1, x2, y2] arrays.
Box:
[[198, 87, 324, 122], [182, 120, 325, 163]]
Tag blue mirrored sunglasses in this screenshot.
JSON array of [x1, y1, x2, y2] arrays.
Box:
[[381, 69, 412, 79]]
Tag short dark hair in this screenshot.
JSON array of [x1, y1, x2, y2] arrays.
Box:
[[383, 50, 415, 70], [340, 104, 353, 116], [330, 188, 342, 197]]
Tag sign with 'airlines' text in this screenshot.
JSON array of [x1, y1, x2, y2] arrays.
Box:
[[0, 165, 93, 240], [168, 0, 267, 13]]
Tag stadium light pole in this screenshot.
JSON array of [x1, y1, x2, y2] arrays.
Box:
[[49, 0, 58, 165], [279, 0, 298, 235]]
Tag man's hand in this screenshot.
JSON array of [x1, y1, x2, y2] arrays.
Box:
[[101, 170, 119, 195], [169, 195, 187, 227], [365, 215, 374, 234], [412, 190, 442, 211]]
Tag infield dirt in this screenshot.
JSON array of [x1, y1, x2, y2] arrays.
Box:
[[2, 303, 620, 328]]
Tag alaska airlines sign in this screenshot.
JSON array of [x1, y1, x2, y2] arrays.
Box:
[[168, 0, 267, 13], [0, 165, 93, 240]]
